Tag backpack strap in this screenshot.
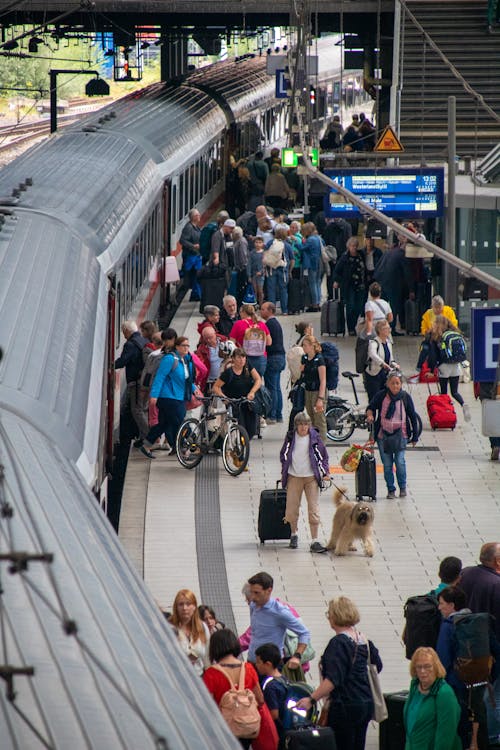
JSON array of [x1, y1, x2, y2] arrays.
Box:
[[212, 661, 246, 691]]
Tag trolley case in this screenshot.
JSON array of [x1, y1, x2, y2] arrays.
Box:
[[258, 481, 291, 543], [426, 385, 457, 430], [355, 450, 377, 501], [288, 277, 305, 314], [404, 299, 420, 335], [379, 691, 408, 750], [320, 292, 345, 336], [283, 725, 336, 749]]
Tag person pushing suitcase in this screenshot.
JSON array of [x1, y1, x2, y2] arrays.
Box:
[[280, 411, 331, 552]]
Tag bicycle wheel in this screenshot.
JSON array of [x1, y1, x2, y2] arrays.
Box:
[[325, 404, 355, 442], [176, 418, 204, 469], [222, 424, 250, 476], [415, 412, 423, 438]]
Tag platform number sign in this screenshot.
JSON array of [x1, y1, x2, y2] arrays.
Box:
[[471, 308, 500, 381]]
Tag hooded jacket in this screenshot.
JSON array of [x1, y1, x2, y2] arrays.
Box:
[[279, 427, 329, 487]]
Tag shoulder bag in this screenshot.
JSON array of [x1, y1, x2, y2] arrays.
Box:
[[366, 641, 388, 722]]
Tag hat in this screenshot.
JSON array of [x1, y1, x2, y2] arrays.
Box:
[[223, 219, 236, 228]]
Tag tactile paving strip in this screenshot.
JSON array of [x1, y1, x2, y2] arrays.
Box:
[[195, 454, 237, 633]]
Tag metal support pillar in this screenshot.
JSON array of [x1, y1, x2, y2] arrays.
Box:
[[444, 96, 458, 306], [160, 34, 188, 81]]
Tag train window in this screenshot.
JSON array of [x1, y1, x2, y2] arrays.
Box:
[[179, 173, 184, 222], [172, 184, 177, 233], [116, 280, 122, 343], [196, 158, 201, 202], [189, 163, 195, 207], [125, 254, 130, 312], [203, 153, 209, 193], [184, 168, 189, 216]]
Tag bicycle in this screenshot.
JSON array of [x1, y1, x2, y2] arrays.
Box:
[[175, 396, 250, 476], [325, 370, 423, 443]]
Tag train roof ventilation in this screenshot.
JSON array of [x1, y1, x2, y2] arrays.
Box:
[[476, 144, 500, 184]]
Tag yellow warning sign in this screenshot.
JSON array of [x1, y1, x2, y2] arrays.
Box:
[[374, 126, 404, 153]]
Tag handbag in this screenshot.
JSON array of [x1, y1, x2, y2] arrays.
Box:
[[340, 445, 363, 472], [289, 379, 306, 412], [367, 641, 388, 722], [382, 427, 405, 453], [249, 386, 272, 417]]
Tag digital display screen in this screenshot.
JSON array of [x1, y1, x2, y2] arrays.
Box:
[[323, 168, 444, 218]]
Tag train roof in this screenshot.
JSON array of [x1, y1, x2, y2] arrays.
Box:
[[0, 409, 240, 749]]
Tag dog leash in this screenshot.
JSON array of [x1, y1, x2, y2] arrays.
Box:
[[330, 482, 351, 501]]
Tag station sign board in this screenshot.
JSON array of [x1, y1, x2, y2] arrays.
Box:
[[322, 168, 444, 219], [471, 307, 500, 381]]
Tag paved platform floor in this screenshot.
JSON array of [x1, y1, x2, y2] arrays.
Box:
[[119, 297, 500, 748]]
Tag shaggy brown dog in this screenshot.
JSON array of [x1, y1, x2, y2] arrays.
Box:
[[326, 486, 375, 557]]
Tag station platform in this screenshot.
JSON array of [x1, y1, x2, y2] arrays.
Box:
[[119, 296, 500, 748]]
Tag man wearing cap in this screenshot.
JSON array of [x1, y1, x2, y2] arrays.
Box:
[[211, 218, 236, 270]]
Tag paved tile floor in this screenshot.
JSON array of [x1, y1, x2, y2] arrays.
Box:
[[120, 298, 500, 749]]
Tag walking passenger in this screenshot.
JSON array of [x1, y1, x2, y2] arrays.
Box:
[[420, 294, 458, 336], [300, 334, 327, 441], [364, 281, 393, 336], [332, 237, 366, 335], [280, 411, 331, 553], [263, 226, 293, 315], [212, 348, 261, 440], [249, 237, 265, 307], [366, 370, 421, 499], [364, 319, 398, 403], [301, 222, 323, 312]]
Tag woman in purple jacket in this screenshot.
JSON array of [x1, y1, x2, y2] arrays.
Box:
[[280, 411, 331, 553]]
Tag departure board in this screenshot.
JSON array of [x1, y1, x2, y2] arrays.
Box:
[[323, 168, 444, 218]]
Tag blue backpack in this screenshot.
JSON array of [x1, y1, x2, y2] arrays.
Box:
[[440, 330, 467, 363], [262, 677, 315, 731], [199, 221, 218, 262], [320, 341, 339, 390]]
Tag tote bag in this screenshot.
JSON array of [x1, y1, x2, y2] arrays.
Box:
[[367, 642, 388, 722]]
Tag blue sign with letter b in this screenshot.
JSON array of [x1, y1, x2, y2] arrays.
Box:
[[471, 308, 500, 381]]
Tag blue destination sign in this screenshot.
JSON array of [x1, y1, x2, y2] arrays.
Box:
[[471, 308, 500, 382], [323, 168, 445, 219]]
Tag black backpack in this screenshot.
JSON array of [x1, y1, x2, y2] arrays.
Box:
[[355, 336, 370, 374], [403, 594, 441, 659], [320, 341, 339, 390], [453, 612, 493, 686]]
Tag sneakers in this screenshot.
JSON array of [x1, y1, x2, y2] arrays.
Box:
[[399, 488, 407, 498], [139, 445, 155, 459], [260, 417, 267, 428], [386, 490, 396, 499], [266, 418, 277, 425], [289, 535, 298, 549], [310, 541, 328, 554], [491, 446, 500, 461], [462, 403, 471, 422], [133, 439, 143, 448]]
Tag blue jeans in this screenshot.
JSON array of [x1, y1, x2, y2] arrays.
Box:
[[247, 355, 267, 377], [485, 676, 500, 741], [306, 267, 321, 306], [264, 354, 286, 420], [377, 438, 407, 492], [265, 268, 288, 313]]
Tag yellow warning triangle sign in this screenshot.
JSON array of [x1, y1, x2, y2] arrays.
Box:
[[374, 126, 404, 153]]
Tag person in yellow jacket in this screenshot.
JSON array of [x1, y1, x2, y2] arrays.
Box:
[[420, 295, 458, 335]]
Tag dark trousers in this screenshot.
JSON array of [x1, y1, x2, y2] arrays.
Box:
[[235, 268, 248, 307], [344, 286, 366, 333], [363, 370, 387, 403], [234, 402, 258, 440], [439, 376, 464, 406], [146, 398, 186, 447], [329, 701, 372, 750]]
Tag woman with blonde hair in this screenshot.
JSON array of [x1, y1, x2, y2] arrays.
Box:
[[170, 589, 210, 676], [404, 647, 461, 749], [300, 334, 327, 441], [296, 595, 382, 749]]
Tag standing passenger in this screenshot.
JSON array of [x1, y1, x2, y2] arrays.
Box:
[[260, 302, 285, 424], [180, 208, 202, 301], [114, 320, 148, 445]]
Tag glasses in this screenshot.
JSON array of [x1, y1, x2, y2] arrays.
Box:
[[178, 343, 190, 348], [415, 664, 433, 671]]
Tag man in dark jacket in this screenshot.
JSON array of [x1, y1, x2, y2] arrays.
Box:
[[114, 320, 149, 447], [374, 243, 412, 335], [180, 208, 202, 301], [218, 295, 239, 337], [460, 543, 500, 640]]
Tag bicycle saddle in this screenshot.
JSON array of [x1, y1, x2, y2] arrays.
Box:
[[341, 371, 359, 379]]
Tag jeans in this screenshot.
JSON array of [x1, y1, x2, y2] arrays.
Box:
[[377, 438, 407, 492], [146, 398, 186, 448], [306, 267, 321, 306], [264, 353, 286, 420], [247, 355, 267, 377], [485, 676, 500, 741], [265, 267, 288, 313]]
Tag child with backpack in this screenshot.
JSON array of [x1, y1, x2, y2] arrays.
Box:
[[417, 315, 471, 422]]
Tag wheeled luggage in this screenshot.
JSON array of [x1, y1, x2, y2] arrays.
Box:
[[288, 277, 305, 314], [283, 725, 336, 749], [199, 277, 226, 313], [379, 691, 408, 750], [258, 481, 291, 543], [404, 299, 420, 335], [426, 386, 457, 430], [320, 292, 345, 336], [355, 450, 377, 501]]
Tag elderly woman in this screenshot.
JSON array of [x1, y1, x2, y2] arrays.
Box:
[[366, 370, 421, 499], [364, 319, 398, 403], [420, 294, 458, 335], [297, 596, 382, 750], [232, 226, 249, 306], [280, 411, 330, 553], [404, 647, 461, 750]]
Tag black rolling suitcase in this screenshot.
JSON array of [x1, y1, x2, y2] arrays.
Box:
[[320, 292, 345, 336], [288, 277, 305, 314], [284, 725, 336, 749], [199, 277, 226, 313], [404, 299, 420, 335], [355, 449, 377, 501], [379, 691, 408, 750], [258, 481, 291, 543]]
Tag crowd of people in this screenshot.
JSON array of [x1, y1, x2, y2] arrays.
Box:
[[159, 543, 500, 750]]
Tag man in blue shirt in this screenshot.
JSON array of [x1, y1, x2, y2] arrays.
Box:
[[247, 572, 310, 665]]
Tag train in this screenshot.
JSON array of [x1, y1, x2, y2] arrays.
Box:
[[0, 50, 346, 747]]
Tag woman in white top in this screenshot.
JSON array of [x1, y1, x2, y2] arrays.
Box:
[[170, 589, 210, 676], [364, 282, 393, 336], [364, 320, 398, 402]]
